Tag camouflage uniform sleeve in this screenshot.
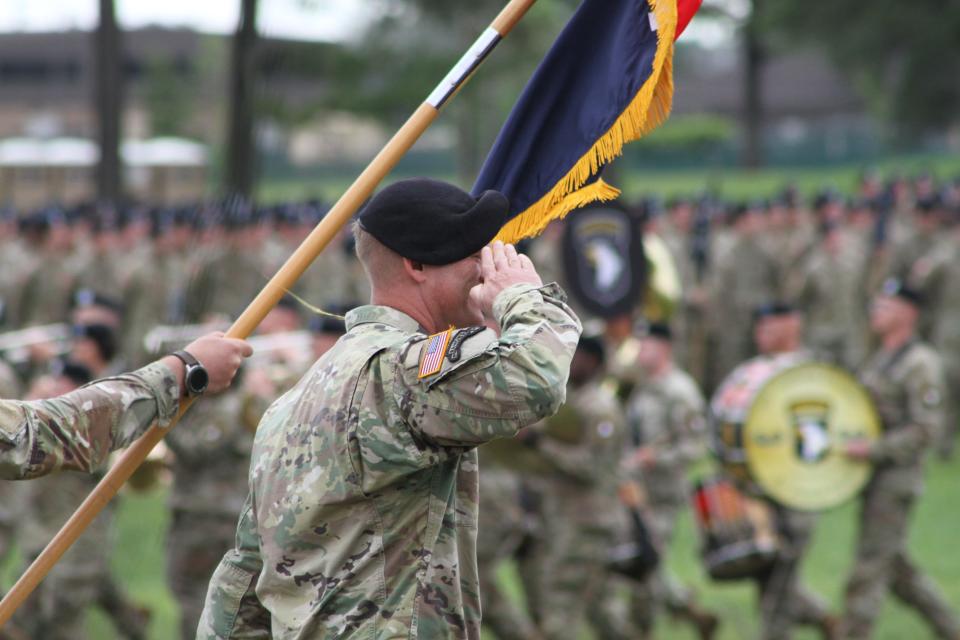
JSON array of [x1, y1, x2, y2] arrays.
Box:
[[198, 496, 271, 639], [870, 351, 945, 465], [398, 283, 581, 448], [653, 392, 707, 467], [0, 362, 180, 480]]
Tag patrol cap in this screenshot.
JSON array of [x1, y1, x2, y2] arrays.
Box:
[[637, 320, 672, 341], [753, 301, 797, 323], [72, 323, 118, 362], [357, 178, 509, 266], [576, 333, 606, 364], [880, 278, 924, 308]]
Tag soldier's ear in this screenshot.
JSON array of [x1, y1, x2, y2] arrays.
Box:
[[402, 257, 428, 283]]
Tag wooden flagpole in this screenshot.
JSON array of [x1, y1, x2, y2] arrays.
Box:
[[0, 0, 538, 625]]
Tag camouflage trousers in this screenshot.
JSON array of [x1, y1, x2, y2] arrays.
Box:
[[630, 502, 701, 632], [533, 518, 628, 640], [752, 505, 829, 640], [477, 470, 542, 640], [167, 509, 241, 640], [842, 485, 960, 639]]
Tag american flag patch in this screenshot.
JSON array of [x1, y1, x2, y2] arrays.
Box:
[[418, 328, 454, 379]]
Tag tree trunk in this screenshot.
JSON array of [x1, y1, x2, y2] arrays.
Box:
[[741, 0, 765, 169], [94, 0, 122, 205], [226, 0, 259, 198]]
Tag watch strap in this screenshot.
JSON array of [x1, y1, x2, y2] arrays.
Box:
[[172, 350, 200, 369]]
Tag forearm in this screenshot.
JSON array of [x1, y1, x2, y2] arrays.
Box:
[[0, 362, 180, 479]]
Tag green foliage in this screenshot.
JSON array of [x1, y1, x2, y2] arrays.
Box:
[[762, 0, 960, 133], [633, 114, 736, 150], [144, 57, 195, 137]]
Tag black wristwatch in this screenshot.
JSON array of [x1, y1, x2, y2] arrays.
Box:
[[171, 350, 209, 397]]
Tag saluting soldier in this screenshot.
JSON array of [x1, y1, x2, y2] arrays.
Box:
[[841, 280, 960, 639], [198, 178, 581, 639]]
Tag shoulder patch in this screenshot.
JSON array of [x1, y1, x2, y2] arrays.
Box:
[[418, 328, 454, 379], [447, 326, 485, 363]]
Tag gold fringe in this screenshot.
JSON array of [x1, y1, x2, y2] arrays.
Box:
[[495, 0, 678, 244]]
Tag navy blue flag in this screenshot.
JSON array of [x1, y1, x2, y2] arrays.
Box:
[[473, 0, 700, 243]]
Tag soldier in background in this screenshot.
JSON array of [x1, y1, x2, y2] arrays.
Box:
[[185, 208, 268, 323], [164, 378, 256, 639], [841, 280, 960, 639], [787, 220, 868, 368], [525, 334, 634, 640], [17, 361, 150, 640], [908, 206, 960, 458], [747, 303, 838, 640], [708, 202, 780, 383], [16, 210, 77, 328], [623, 322, 717, 639]]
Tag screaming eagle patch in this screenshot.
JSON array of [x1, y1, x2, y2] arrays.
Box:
[[418, 328, 454, 379]]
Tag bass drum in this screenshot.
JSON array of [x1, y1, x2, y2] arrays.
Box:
[[711, 356, 881, 512]]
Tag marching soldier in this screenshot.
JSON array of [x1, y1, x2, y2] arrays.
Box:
[[907, 208, 960, 458], [525, 334, 633, 640], [841, 280, 960, 639], [624, 322, 718, 639], [198, 179, 581, 639], [747, 303, 838, 640]]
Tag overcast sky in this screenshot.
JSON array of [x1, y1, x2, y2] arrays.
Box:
[[0, 0, 731, 47], [0, 0, 377, 41]]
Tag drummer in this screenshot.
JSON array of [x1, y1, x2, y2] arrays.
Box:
[[747, 302, 839, 640]]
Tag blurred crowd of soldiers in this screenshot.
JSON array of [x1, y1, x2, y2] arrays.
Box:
[[0, 168, 958, 639]]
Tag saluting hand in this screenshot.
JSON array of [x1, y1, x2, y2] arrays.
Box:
[[469, 241, 543, 323]]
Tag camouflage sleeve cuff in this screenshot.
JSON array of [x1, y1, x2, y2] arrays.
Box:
[[491, 282, 568, 323], [129, 361, 181, 429]]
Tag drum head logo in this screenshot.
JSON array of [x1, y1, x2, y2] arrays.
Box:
[[562, 205, 646, 318], [791, 401, 830, 464]]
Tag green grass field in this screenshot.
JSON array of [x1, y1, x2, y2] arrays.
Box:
[[257, 152, 960, 205], [1, 454, 951, 639]]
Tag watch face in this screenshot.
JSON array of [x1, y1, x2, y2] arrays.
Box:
[[187, 365, 209, 395]]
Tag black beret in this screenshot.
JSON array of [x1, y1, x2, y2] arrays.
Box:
[[881, 278, 924, 308], [358, 178, 509, 265], [753, 301, 797, 322]]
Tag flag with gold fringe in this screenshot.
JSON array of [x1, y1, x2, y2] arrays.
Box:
[[473, 0, 702, 244]]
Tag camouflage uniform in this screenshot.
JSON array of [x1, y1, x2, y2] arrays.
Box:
[[165, 388, 255, 639], [475, 462, 542, 640], [625, 366, 711, 634], [123, 248, 188, 366], [909, 239, 960, 456], [529, 379, 632, 640], [198, 283, 581, 639], [843, 339, 960, 639], [709, 233, 780, 382], [18, 471, 148, 639], [753, 504, 830, 640], [185, 245, 267, 322], [788, 241, 869, 369], [0, 362, 179, 479]]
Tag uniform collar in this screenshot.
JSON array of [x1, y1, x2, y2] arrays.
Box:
[[346, 305, 424, 334]]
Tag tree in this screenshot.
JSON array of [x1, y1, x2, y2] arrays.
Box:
[[94, 0, 122, 205], [764, 0, 960, 135], [144, 57, 194, 137], [225, 0, 259, 198]]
